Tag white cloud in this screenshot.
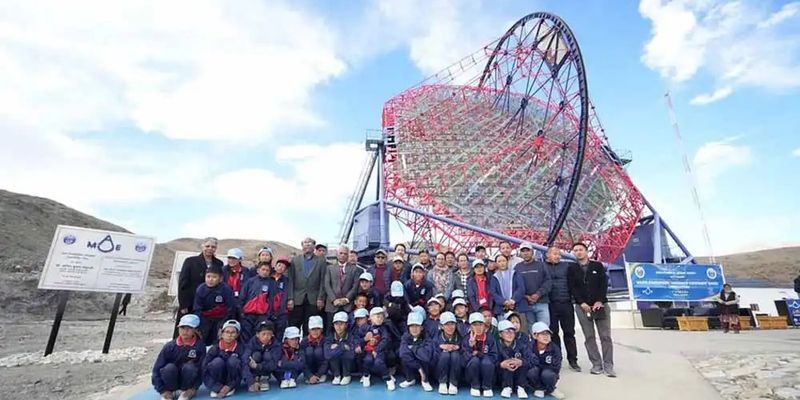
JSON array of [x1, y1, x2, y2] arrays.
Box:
[[693, 137, 753, 195], [690, 86, 733, 105], [640, 0, 800, 103], [793, 147, 800, 157], [0, 0, 346, 142]]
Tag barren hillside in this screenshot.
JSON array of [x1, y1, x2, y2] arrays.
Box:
[[699, 247, 800, 287]]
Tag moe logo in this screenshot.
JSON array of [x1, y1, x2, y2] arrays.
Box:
[[135, 242, 148, 253], [87, 235, 121, 253], [63, 234, 77, 245], [706, 268, 718, 280]]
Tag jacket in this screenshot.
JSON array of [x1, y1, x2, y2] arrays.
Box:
[[404, 279, 434, 307], [361, 324, 393, 354], [531, 341, 562, 372], [384, 294, 410, 325], [422, 317, 441, 338], [467, 274, 503, 314], [152, 336, 205, 392], [460, 331, 497, 363], [546, 261, 572, 304], [323, 262, 360, 313], [568, 261, 608, 305], [399, 332, 433, 364], [496, 337, 534, 369], [193, 283, 236, 321], [324, 332, 357, 360], [242, 335, 280, 385], [178, 254, 224, 311], [278, 343, 305, 372], [432, 329, 463, 356], [452, 269, 473, 293], [426, 266, 455, 299], [366, 264, 391, 296], [239, 275, 272, 316], [514, 261, 553, 311], [268, 274, 292, 319], [221, 265, 255, 298], [288, 253, 327, 305], [202, 340, 249, 392]]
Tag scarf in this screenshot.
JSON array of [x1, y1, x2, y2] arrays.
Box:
[[475, 275, 489, 307], [431, 266, 450, 294], [219, 340, 237, 353], [494, 268, 514, 299], [306, 334, 323, 346], [282, 342, 298, 360]]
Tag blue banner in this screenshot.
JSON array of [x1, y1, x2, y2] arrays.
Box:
[[787, 300, 800, 327], [626, 263, 725, 301]]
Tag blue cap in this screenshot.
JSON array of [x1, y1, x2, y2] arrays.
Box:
[[411, 305, 426, 318], [498, 320, 516, 332], [390, 281, 404, 297], [354, 308, 369, 318], [226, 248, 243, 260], [333, 311, 349, 323], [407, 312, 424, 326], [221, 319, 241, 332], [439, 312, 456, 324], [451, 289, 465, 299], [284, 326, 301, 340], [531, 322, 552, 334], [178, 314, 200, 328]]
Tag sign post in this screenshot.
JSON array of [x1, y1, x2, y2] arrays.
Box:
[[625, 263, 725, 302], [787, 300, 800, 327], [38, 225, 155, 356]]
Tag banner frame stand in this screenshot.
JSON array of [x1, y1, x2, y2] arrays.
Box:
[[44, 291, 70, 356]]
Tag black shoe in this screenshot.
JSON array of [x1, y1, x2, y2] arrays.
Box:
[[569, 362, 582, 372]]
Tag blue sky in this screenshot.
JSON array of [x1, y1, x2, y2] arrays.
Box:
[[1, 0, 798, 256]]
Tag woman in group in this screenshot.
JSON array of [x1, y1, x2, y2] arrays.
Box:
[[427, 252, 455, 300], [714, 283, 741, 333], [452, 253, 473, 294]]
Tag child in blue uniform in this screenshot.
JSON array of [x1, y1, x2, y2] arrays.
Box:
[[405, 264, 434, 308], [398, 312, 434, 391], [423, 297, 443, 338], [202, 320, 247, 398], [452, 297, 470, 337], [433, 311, 462, 395], [244, 321, 280, 392], [505, 311, 530, 346], [301, 315, 328, 384], [449, 289, 466, 311], [384, 281, 410, 332], [277, 326, 304, 389], [361, 307, 396, 391], [357, 272, 383, 308], [325, 311, 356, 385], [193, 264, 236, 346], [526, 322, 563, 399], [152, 314, 205, 400], [462, 312, 498, 397], [496, 320, 532, 399], [239, 261, 272, 343], [268, 257, 292, 342]]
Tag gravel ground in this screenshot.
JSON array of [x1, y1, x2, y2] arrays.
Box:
[[0, 313, 174, 400]]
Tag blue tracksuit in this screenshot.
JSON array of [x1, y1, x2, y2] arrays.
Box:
[[268, 274, 291, 341], [456, 319, 470, 337], [497, 338, 534, 389], [422, 317, 441, 339], [238, 275, 272, 343], [527, 342, 561, 393], [301, 335, 328, 378], [362, 324, 393, 380], [242, 335, 280, 386], [222, 265, 255, 299], [202, 341, 248, 393], [384, 294, 410, 331], [277, 344, 304, 380], [461, 332, 498, 390], [358, 287, 383, 308], [432, 330, 463, 386], [404, 279, 434, 308], [324, 332, 356, 378], [151, 336, 205, 393], [399, 332, 433, 381], [193, 283, 236, 346]]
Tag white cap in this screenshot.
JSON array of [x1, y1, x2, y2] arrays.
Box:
[[369, 307, 385, 316], [471, 259, 485, 268], [178, 314, 200, 328], [451, 289, 465, 299], [359, 272, 374, 282], [392, 255, 405, 263], [452, 298, 468, 308], [531, 321, 552, 334], [498, 320, 516, 332], [221, 319, 241, 332], [427, 297, 441, 306], [284, 326, 301, 339], [390, 281, 404, 297], [412, 263, 425, 271], [468, 312, 484, 324], [354, 308, 369, 319], [375, 249, 388, 256], [519, 242, 534, 251], [492, 317, 498, 328], [226, 248, 243, 260], [407, 312, 424, 326], [411, 305, 426, 318], [308, 315, 324, 330], [333, 311, 349, 323], [439, 312, 456, 324]]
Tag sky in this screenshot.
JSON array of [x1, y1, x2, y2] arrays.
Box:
[[1, 0, 799, 256]]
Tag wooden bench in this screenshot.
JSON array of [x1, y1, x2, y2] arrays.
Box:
[[757, 316, 788, 330], [677, 316, 709, 331]]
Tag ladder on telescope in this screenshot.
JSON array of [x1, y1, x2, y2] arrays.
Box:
[[338, 150, 379, 244]]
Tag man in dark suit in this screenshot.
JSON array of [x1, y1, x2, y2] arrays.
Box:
[[323, 244, 360, 331], [288, 237, 328, 334], [175, 237, 224, 338]]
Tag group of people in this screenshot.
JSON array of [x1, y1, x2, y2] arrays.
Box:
[[153, 237, 616, 399]]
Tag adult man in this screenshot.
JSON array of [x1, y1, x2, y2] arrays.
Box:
[[569, 242, 615, 377], [288, 237, 328, 334], [417, 249, 434, 272], [794, 270, 800, 298], [394, 243, 413, 273], [324, 245, 359, 330], [176, 237, 224, 338], [514, 242, 552, 332], [314, 243, 328, 259], [348, 250, 367, 274], [389, 255, 411, 283], [544, 246, 580, 372], [445, 251, 457, 271], [499, 241, 524, 270], [474, 245, 490, 267], [367, 249, 390, 296]]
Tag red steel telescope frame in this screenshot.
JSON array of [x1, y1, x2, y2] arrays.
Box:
[[380, 12, 644, 262]]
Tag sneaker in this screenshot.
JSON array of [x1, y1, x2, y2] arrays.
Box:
[[319, 375, 327, 383], [590, 366, 603, 375], [340, 376, 351, 385], [259, 379, 270, 391], [161, 392, 174, 400], [280, 380, 289, 389], [439, 383, 449, 394], [177, 394, 191, 400], [386, 377, 396, 391], [483, 389, 494, 397], [605, 369, 617, 378], [332, 376, 341, 385], [178, 390, 195, 400], [223, 389, 235, 397], [533, 390, 545, 398], [209, 392, 219, 399], [288, 379, 297, 388], [448, 384, 458, 395], [550, 389, 565, 399], [471, 388, 481, 397], [400, 379, 415, 388], [362, 375, 371, 388], [517, 387, 529, 399], [569, 361, 582, 372], [501, 387, 513, 398], [421, 381, 433, 392]]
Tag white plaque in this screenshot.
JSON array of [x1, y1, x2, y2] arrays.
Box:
[[168, 251, 197, 297]]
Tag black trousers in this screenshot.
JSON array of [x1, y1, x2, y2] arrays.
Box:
[[289, 301, 322, 335], [549, 301, 577, 363]]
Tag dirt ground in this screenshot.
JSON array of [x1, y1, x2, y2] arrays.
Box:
[[0, 313, 174, 400]]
